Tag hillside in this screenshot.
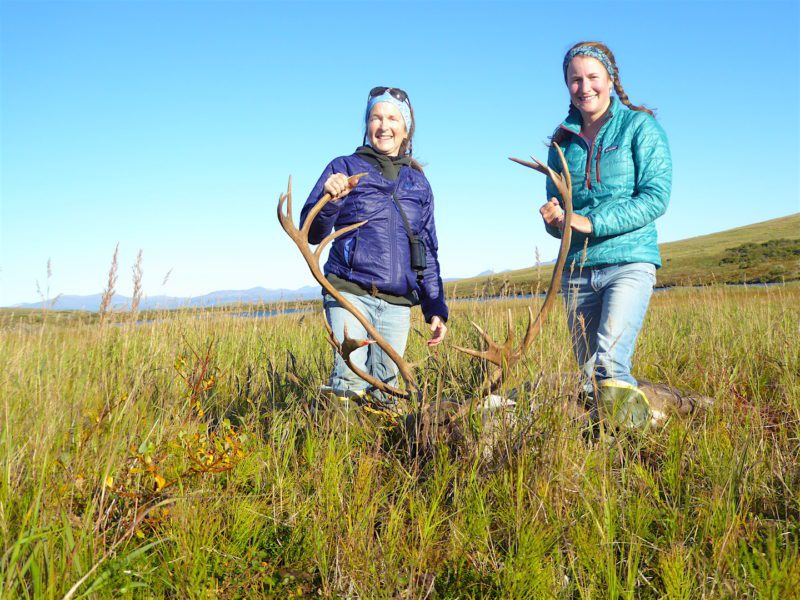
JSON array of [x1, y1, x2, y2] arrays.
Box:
[[446, 213, 800, 297]]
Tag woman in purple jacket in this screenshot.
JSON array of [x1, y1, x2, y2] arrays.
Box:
[[300, 87, 448, 407]]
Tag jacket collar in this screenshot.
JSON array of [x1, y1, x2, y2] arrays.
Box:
[[355, 145, 411, 181], [560, 96, 621, 135]]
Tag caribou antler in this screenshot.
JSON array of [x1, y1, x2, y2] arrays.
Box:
[[453, 143, 573, 393], [277, 174, 417, 399]]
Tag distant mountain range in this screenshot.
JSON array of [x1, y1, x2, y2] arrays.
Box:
[[13, 286, 322, 311], [11, 267, 554, 312]]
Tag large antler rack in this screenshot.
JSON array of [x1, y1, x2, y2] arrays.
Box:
[[277, 174, 417, 400], [453, 143, 573, 394]]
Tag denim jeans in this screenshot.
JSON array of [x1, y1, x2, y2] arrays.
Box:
[[561, 262, 656, 393], [323, 291, 411, 401]]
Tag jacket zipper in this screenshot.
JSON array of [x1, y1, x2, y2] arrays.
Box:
[[389, 194, 397, 287], [558, 125, 595, 191], [388, 175, 402, 289], [565, 113, 613, 189], [348, 191, 358, 279], [596, 143, 602, 184], [584, 136, 596, 190]]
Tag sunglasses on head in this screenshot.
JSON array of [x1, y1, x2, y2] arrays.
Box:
[[368, 86, 409, 104]]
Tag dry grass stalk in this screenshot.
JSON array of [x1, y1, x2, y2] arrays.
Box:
[[99, 243, 119, 323], [35, 258, 54, 316], [130, 249, 143, 319]]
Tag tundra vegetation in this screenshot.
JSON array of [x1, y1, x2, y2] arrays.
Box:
[[1, 280, 799, 598]]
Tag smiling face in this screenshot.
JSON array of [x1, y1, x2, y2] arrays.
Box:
[[566, 55, 614, 124], [367, 102, 408, 156]]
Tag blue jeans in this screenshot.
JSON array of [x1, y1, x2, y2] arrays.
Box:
[[323, 291, 411, 401], [561, 262, 656, 393]]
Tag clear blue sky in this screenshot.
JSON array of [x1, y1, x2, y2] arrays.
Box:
[[2, 0, 798, 306]]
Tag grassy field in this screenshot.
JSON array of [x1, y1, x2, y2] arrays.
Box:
[[2, 283, 799, 598], [448, 213, 800, 298]]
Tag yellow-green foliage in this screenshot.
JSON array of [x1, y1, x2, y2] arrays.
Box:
[[1, 284, 799, 598]]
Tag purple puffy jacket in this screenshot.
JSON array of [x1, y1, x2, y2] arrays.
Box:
[[300, 152, 448, 323]]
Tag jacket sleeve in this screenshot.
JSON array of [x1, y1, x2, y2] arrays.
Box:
[[299, 159, 347, 245], [588, 115, 672, 238], [416, 187, 449, 323], [543, 144, 564, 239]]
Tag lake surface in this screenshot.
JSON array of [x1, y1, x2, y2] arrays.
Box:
[[450, 281, 790, 303], [232, 308, 312, 318], [130, 307, 313, 326]]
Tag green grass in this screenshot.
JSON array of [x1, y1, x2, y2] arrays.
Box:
[[447, 213, 800, 297], [1, 283, 799, 598]]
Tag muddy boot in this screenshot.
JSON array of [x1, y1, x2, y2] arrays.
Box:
[[357, 389, 402, 429], [315, 386, 368, 425], [597, 380, 652, 430]]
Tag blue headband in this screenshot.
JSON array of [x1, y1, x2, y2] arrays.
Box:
[[562, 45, 616, 80], [365, 93, 412, 134]]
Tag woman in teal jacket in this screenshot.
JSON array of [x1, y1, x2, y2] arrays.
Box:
[[540, 41, 671, 422]]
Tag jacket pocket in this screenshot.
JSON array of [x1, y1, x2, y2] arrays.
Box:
[[596, 143, 630, 186], [343, 237, 357, 267]]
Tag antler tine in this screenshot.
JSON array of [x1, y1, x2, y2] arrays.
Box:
[[450, 344, 486, 361], [508, 156, 548, 176], [301, 173, 368, 237], [277, 176, 294, 234], [555, 143, 572, 193], [466, 319, 495, 347], [323, 314, 335, 339], [341, 323, 407, 398], [452, 310, 516, 368], [324, 323, 408, 399], [539, 144, 572, 207], [510, 146, 572, 204], [315, 219, 369, 259], [455, 147, 574, 394], [451, 320, 493, 360], [277, 174, 418, 398], [339, 322, 375, 359]]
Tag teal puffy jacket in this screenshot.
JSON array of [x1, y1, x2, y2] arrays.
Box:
[[545, 97, 672, 268]]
